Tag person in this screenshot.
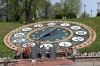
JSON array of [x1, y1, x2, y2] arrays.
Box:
[[32, 58, 36, 66], [71, 55, 76, 62], [33, 17, 34, 21], [4, 57, 8, 66], [64, 49, 68, 58], [84, 52, 87, 56], [61, 56, 65, 61]]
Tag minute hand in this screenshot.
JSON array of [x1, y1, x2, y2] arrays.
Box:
[[36, 27, 57, 40]]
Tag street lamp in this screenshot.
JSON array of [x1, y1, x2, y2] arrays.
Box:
[[96, 9, 98, 14], [90, 10, 93, 17], [97, 2, 100, 13], [84, 5, 86, 18]]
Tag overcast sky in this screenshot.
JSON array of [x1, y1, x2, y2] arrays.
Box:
[[51, 0, 100, 17]]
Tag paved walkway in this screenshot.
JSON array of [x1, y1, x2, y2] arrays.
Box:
[[9, 58, 75, 66], [73, 61, 100, 66], [0, 58, 100, 66]]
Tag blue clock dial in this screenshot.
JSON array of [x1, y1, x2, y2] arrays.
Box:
[[29, 27, 71, 42]]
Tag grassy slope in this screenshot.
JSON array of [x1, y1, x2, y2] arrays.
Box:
[[0, 17, 100, 53], [0, 22, 24, 52]]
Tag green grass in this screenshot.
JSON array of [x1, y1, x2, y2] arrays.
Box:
[[0, 22, 24, 52], [0, 17, 100, 54]]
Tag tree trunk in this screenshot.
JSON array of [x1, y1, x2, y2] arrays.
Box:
[[25, 0, 32, 24], [36, 9, 39, 19], [45, 1, 48, 19], [16, 9, 24, 21], [6, 16, 8, 22], [26, 9, 30, 24]]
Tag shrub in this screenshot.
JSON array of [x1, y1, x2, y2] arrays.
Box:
[[66, 12, 77, 18], [96, 12, 100, 16]]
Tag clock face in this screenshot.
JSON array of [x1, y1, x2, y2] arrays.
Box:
[[28, 27, 72, 43], [4, 21, 96, 50]]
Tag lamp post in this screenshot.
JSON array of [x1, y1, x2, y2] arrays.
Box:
[[96, 9, 98, 14], [90, 10, 93, 17], [97, 2, 100, 13], [84, 5, 86, 18]]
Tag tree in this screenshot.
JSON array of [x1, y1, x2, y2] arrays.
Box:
[[52, 0, 82, 19], [4, 0, 25, 22], [3, 0, 46, 23], [79, 12, 90, 18], [44, 0, 51, 19], [61, 0, 82, 17], [25, 0, 48, 23], [0, 0, 6, 22], [53, 2, 63, 19]]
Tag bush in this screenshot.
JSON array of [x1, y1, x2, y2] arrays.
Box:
[[66, 12, 77, 18], [55, 14, 63, 19], [55, 12, 77, 19], [96, 12, 100, 16]]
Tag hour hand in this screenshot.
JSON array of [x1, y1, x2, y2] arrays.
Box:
[[36, 27, 57, 40]]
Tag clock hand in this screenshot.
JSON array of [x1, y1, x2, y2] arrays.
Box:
[[36, 27, 57, 40]]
